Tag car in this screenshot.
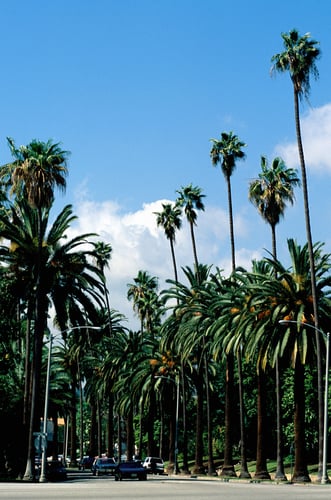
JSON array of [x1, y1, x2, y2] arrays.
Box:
[[92, 457, 117, 476], [78, 456, 94, 470], [142, 456, 164, 474], [46, 461, 68, 481], [114, 460, 147, 481]]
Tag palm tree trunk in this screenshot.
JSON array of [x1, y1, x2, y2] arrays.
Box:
[[226, 176, 236, 272], [294, 88, 323, 479], [226, 175, 248, 476], [70, 377, 78, 465], [275, 357, 287, 479], [237, 348, 250, 478], [192, 358, 205, 474], [23, 208, 45, 481], [271, 223, 286, 480], [126, 406, 134, 460], [254, 370, 270, 479], [170, 237, 189, 473], [189, 222, 200, 282], [204, 353, 215, 475], [147, 379, 157, 456], [292, 356, 310, 482], [89, 402, 98, 456], [221, 354, 236, 477], [107, 392, 114, 457]]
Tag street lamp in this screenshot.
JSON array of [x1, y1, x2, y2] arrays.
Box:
[[39, 324, 104, 482], [279, 319, 330, 484], [155, 374, 180, 474]]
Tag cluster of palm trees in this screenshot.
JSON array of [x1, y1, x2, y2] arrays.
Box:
[[0, 28, 329, 485]]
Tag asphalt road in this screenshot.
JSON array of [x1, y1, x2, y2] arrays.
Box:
[[0, 474, 330, 500]]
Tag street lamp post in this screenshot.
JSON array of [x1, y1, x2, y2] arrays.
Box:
[[155, 374, 180, 474], [39, 324, 104, 482], [279, 320, 330, 484]]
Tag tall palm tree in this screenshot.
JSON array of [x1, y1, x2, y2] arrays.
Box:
[[0, 138, 69, 480], [176, 184, 205, 281], [154, 202, 182, 284], [175, 186, 214, 474], [249, 155, 300, 479], [271, 30, 324, 480], [0, 200, 104, 478], [210, 131, 247, 477], [210, 131, 246, 272], [154, 202, 190, 473], [244, 239, 331, 482], [93, 241, 113, 335]]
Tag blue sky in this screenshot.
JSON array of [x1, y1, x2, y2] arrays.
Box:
[[1, 1, 331, 327]]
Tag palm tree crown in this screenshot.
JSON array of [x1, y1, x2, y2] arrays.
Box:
[[271, 29, 320, 99], [210, 131, 246, 180], [1, 137, 69, 209], [249, 156, 300, 260]]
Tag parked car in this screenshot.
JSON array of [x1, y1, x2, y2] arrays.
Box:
[[142, 456, 164, 474], [92, 457, 117, 476], [78, 456, 94, 470], [114, 460, 147, 481]]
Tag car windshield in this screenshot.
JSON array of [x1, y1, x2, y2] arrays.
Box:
[[99, 458, 114, 464], [121, 462, 139, 468]]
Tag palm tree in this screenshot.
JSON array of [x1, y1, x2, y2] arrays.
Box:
[[210, 131, 246, 272], [93, 241, 113, 335], [127, 270, 159, 337], [161, 265, 213, 475], [245, 239, 331, 482], [249, 156, 300, 260], [0, 200, 104, 478], [154, 202, 191, 473], [176, 184, 205, 281], [0, 138, 69, 480], [249, 155, 300, 479], [271, 30, 324, 480], [210, 131, 247, 477], [154, 202, 182, 284]]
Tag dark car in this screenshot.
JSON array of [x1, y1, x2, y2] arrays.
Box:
[[34, 459, 67, 482], [47, 461, 68, 481], [114, 461, 147, 481], [78, 456, 94, 470], [92, 457, 117, 476]]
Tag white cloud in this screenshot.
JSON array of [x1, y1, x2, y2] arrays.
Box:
[[67, 196, 258, 328], [275, 103, 331, 174]]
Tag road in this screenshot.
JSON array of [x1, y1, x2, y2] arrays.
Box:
[[0, 474, 330, 500]]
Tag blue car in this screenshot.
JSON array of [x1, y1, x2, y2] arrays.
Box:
[[114, 461, 147, 481], [92, 457, 117, 476]]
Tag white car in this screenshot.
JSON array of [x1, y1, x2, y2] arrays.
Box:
[[142, 456, 164, 474]]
